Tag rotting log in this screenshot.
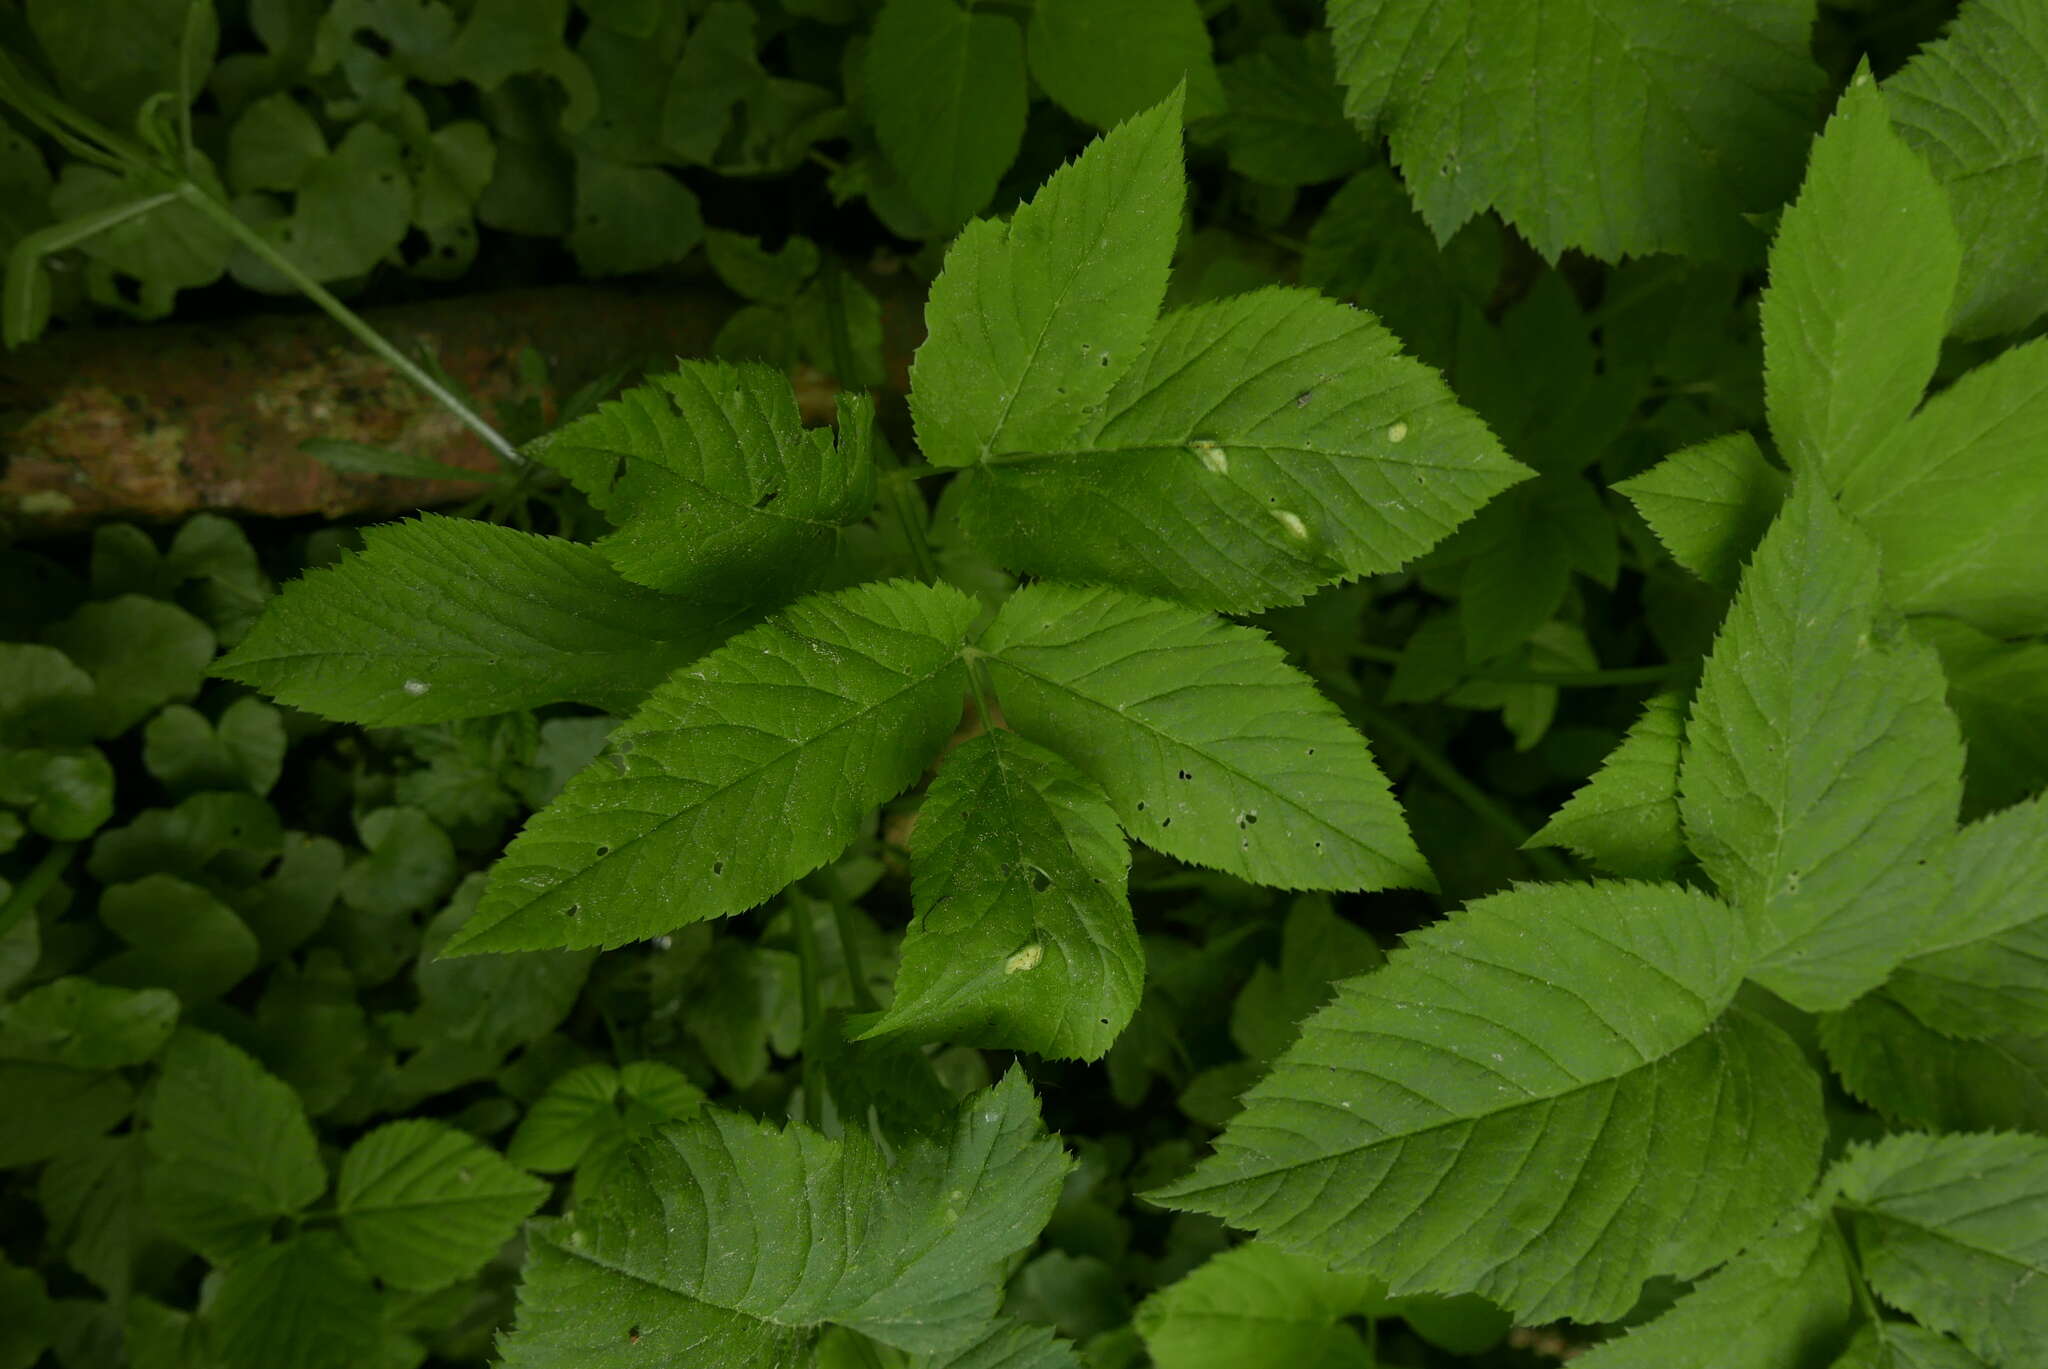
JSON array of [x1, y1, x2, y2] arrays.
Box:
[[0, 275, 922, 531]]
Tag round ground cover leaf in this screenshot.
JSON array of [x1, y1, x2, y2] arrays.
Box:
[[41, 595, 214, 739], [207, 1232, 382, 1369], [568, 156, 704, 276], [977, 583, 1430, 893], [1831, 1132, 2048, 1368], [218, 514, 750, 726], [506, 1060, 705, 1173], [865, 0, 1027, 228], [1328, 0, 1824, 262], [228, 122, 413, 289], [0, 746, 115, 840], [142, 697, 286, 798], [1135, 1241, 1383, 1369], [859, 730, 1141, 1062], [449, 579, 978, 955], [337, 1119, 547, 1290], [0, 645, 95, 746], [1153, 881, 1826, 1323], [0, 1063, 133, 1168], [0, 977, 176, 1070], [1026, 0, 1222, 130], [98, 874, 261, 1002], [1215, 34, 1373, 188]]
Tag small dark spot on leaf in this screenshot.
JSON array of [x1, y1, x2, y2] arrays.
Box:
[[565, 903, 580, 917], [712, 860, 725, 876], [753, 488, 780, 509], [1160, 817, 1172, 828], [1135, 801, 1146, 812], [1177, 769, 1191, 780], [1029, 868, 1051, 893]]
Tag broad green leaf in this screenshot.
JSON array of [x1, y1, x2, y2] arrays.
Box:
[[38, 1137, 146, 1302], [496, 1071, 1070, 1364], [0, 1257, 53, 1369], [1025, 0, 1220, 131], [226, 92, 327, 192], [1762, 76, 1958, 489], [567, 155, 704, 276], [42, 595, 213, 738], [0, 745, 115, 839], [1679, 482, 1963, 1012], [1153, 882, 1825, 1322], [978, 583, 1430, 893], [914, 1320, 1082, 1369], [341, 807, 456, 921], [0, 644, 94, 746], [449, 580, 977, 955], [145, 1030, 325, 1262], [0, 977, 176, 1069], [89, 791, 282, 885], [207, 1232, 382, 1369], [1570, 1205, 1854, 1369], [1889, 0, 2048, 339], [537, 366, 874, 602], [1616, 433, 1788, 590], [1215, 34, 1372, 188], [859, 730, 1140, 1061], [337, 1119, 548, 1290], [98, 874, 261, 1001], [1831, 1132, 2048, 1368], [507, 1060, 705, 1172], [865, 0, 1026, 228], [47, 163, 234, 313], [1885, 795, 2048, 1038], [232, 831, 344, 964], [0, 1062, 132, 1167], [705, 230, 819, 303], [26, 0, 218, 126], [220, 515, 743, 725], [1830, 1323, 1995, 1369], [1134, 1242, 1381, 1369], [124, 1297, 214, 1369], [1917, 619, 2048, 818], [1327, 0, 1822, 261], [142, 697, 286, 797], [1229, 896, 1384, 1064], [228, 123, 413, 289], [955, 287, 1528, 613], [1821, 992, 2048, 1134], [911, 90, 1183, 471], [1835, 337, 2048, 636], [1527, 692, 1687, 879]]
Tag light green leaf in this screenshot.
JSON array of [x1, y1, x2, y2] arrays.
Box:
[[1831, 1132, 2048, 1368], [1570, 1205, 1854, 1369], [219, 514, 745, 725], [865, 0, 1027, 228], [1327, 0, 1822, 261], [859, 730, 1140, 1062], [913, 1320, 1082, 1369], [911, 89, 1183, 471], [954, 287, 1527, 613], [507, 1060, 705, 1172], [1527, 691, 1687, 879], [1835, 337, 2048, 636], [337, 1119, 548, 1290], [1889, 0, 2048, 339], [536, 365, 875, 602], [1679, 482, 1963, 1012], [0, 746, 116, 840], [39, 1136, 147, 1302], [0, 977, 177, 1069], [145, 1030, 325, 1262], [1916, 619, 2048, 818], [1215, 34, 1372, 188], [1886, 795, 2048, 1038], [42, 595, 214, 738], [449, 580, 977, 955], [567, 156, 703, 276], [1153, 882, 1825, 1323], [1616, 432, 1788, 590], [1821, 992, 2048, 1135], [1830, 1322, 1995, 1369], [978, 583, 1430, 893], [496, 1071, 1070, 1364], [143, 697, 286, 797], [1026, 0, 1219, 130], [0, 1062, 132, 1168], [207, 1232, 383, 1369], [99, 874, 261, 1001], [1762, 76, 1958, 488], [1135, 1242, 1381, 1369]]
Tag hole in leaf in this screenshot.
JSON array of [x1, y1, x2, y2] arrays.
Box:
[[1135, 801, 1146, 812], [1177, 769, 1191, 780], [564, 904, 580, 917], [595, 845, 611, 857], [1028, 868, 1051, 893], [712, 860, 725, 876], [1160, 817, 1171, 828], [753, 488, 780, 509]]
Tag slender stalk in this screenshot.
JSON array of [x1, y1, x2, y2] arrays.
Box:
[[790, 897, 825, 1111], [1342, 643, 1676, 689], [0, 841, 79, 943], [829, 894, 880, 1013]]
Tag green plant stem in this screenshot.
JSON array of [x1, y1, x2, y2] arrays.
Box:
[[1344, 643, 1676, 689], [1335, 684, 1577, 882], [830, 894, 880, 1014], [172, 184, 524, 470], [0, 841, 79, 943], [791, 896, 825, 1111]]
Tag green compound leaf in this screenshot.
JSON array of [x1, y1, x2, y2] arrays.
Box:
[[336, 1119, 547, 1291], [1835, 337, 2048, 637], [538, 365, 874, 603], [0, 978, 177, 1070], [1616, 432, 1788, 591], [1527, 690, 1687, 880], [1152, 882, 1825, 1323], [1327, 0, 1822, 262], [145, 1030, 325, 1263], [865, 0, 1027, 229], [1820, 992, 2048, 1135], [1134, 1241, 1382, 1369], [218, 514, 748, 725], [955, 287, 1527, 613], [911, 90, 1183, 472], [1569, 1204, 1854, 1369], [1025, 0, 1222, 131], [449, 580, 977, 955], [1831, 1132, 2048, 1368], [1679, 482, 1963, 1012], [1886, 794, 2048, 1039], [1762, 75, 1958, 490], [1889, 0, 2048, 340], [978, 583, 1430, 894], [496, 1071, 1070, 1365], [858, 729, 1141, 1062], [206, 1231, 382, 1369], [1831, 1324, 1995, 1369]]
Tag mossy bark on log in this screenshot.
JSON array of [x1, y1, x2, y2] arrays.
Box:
[[0, 277, 921, 530]]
